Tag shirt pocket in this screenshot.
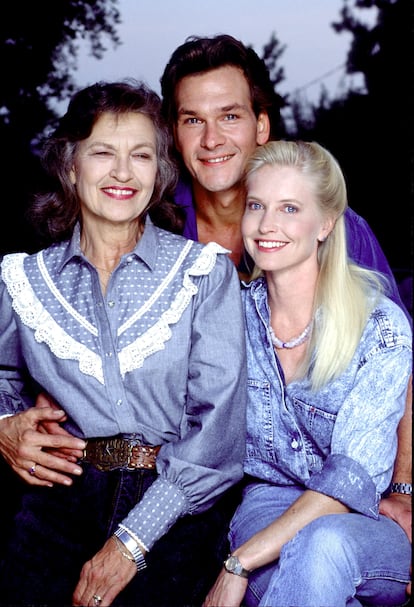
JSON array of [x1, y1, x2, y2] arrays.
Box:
[[291, 397, 337, 467], [246, 378, 274, 459]]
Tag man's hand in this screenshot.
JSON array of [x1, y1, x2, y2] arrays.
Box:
[[379, 492, 411, 595], [35, 392, 84, 462], [379, 492, 411, 541], [72, 536, 137, 606], [0, 407, 86, 487]]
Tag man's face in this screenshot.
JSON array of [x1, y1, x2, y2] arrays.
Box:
[[173, 65, 270, 195]]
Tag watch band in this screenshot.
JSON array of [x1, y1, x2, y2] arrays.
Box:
[[390, 482, 412, 496], [114, 527, 147, 571]]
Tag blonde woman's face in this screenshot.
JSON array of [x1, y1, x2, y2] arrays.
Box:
[[242, 164, 333, 274]]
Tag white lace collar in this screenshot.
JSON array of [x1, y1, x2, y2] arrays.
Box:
[[1, 241, 225, 384]]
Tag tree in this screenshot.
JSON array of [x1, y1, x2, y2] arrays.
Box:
[[259, 32, 289, 138], [0, 0, 120, 255], [288, 0, 412, 282]]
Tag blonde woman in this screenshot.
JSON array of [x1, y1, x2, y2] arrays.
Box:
[[204, 141, 412, 607]]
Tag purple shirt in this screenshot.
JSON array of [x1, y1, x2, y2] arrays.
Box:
[[174, 177, 409, 316]]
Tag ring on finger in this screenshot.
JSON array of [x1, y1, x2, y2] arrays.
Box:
[[93, 594, 102, 606], [29, 463, 37, 476]]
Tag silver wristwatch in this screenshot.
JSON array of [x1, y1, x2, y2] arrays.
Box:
[[223, 555, 250, 578], [390, 482, 412, 496], [114, 527, 147, 571]]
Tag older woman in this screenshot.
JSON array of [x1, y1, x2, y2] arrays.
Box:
[[0, 80, 247, 606], [204, 141, 411, 607]]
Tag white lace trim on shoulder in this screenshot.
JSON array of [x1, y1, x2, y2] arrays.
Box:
[[2, 253, 104, 384], [118, 241, 225, 376], [2, 241, 226, 383]]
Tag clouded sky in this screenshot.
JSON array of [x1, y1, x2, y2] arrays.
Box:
[[73, 0, 377, 109]]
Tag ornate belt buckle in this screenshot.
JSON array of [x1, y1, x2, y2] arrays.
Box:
[[86, 438, 130, 471], [129, 445, 157, 469]]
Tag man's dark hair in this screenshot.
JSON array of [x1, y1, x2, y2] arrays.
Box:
[[160, 34, 283, 137]]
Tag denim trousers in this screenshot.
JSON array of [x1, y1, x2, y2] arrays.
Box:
[[229, 482, 411, 607], [0, 463, 242, 607]]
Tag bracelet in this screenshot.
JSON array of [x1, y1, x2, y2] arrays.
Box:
[[114, 527, 147, 571], [112, 536, 135, 562], [390, 482, 412, 496]]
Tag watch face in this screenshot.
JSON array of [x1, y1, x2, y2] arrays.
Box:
[[226, 556, 239, 573], [224, 555, 250, 578]]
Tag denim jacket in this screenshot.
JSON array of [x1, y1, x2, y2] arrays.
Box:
[[242, 278, 412, 519]]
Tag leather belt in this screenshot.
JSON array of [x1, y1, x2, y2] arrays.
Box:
[[81, 437, 161, 472]]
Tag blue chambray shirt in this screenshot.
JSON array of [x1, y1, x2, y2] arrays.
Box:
[[0, 217, 247, 547], [242, 278, 412, 519]]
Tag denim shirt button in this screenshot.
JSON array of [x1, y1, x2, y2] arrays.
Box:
[[291, 438, 299, 449]]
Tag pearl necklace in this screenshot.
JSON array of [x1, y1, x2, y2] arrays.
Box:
[[269, 320, 313, 349]]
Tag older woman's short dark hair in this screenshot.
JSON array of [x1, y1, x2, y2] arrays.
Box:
[[29, 80, 181, 243]]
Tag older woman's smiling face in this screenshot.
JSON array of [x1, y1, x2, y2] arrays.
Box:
[[70, 111, 158, 226]]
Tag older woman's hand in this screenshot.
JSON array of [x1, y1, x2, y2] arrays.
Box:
[[72, 537, 137, 606]]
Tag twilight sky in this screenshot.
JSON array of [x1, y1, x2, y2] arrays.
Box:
[[71, 0, 377, 111]]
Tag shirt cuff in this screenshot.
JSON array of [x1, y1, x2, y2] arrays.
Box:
[[121, 477, 190, 550], [0, 413, 15, 421], [305, 453, 380, 518]]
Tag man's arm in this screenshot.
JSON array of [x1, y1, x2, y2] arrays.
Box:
[[344, 208, 411, 319], [392, 377, 412, 486], [379, 376, 412, 596]]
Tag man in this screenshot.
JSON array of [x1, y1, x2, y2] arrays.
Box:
[[160, 33, 411, 594], [160, 33, 410, 308]]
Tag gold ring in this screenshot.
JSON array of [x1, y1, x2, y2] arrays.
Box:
[[29, 464, 37, 476]]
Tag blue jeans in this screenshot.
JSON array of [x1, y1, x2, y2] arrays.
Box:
[[0, 463, 242, 606], [229, 482, 411, 607]]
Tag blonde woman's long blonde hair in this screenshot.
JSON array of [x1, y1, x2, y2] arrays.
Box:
[[245, 140, 385, 391]]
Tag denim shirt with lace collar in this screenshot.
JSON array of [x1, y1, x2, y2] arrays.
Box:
[[0, 217, 247, 548], [242, 278, 412, 519]]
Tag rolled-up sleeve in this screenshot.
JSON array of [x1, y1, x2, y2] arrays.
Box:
[[306, 338, 411, 518], [305, 453, 379, 518]]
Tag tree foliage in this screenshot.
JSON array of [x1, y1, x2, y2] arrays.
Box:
[[0, 0, 120, 254], [1, 0, 411, 288], [287, 0, 412, 280], [261, 32, 287, 92]]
